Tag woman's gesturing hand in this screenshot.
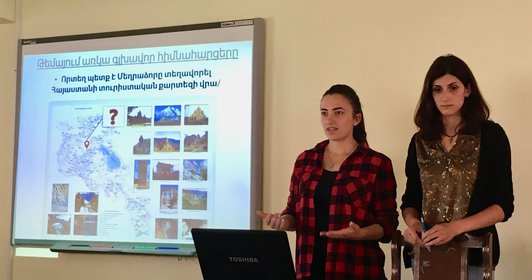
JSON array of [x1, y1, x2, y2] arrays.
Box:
[[256, 210, 294, 231]]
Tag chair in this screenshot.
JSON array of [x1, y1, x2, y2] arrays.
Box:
[[391, 230, 493, 280]]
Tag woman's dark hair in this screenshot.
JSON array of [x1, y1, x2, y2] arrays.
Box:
[[414, 54, 490, 140], [322, 84, 367, 144]]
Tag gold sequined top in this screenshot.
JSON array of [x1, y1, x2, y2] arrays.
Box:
[[415, 133, 480, 227]]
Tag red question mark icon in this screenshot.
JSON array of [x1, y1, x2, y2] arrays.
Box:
[[109, 109, 118, 125]]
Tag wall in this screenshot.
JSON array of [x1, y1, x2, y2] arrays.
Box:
[[0, 13, 16, 280], [1, 1, 531, 279], [0, 0, 15, 23]]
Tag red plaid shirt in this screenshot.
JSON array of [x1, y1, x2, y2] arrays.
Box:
[[282, 140, 398, 280]]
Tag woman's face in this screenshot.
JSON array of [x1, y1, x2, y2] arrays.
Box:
[[320, 94, 360, 142], [432, 74, 470, 118]]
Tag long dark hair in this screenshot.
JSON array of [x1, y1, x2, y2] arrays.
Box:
[[414, 54, 490, 140], [322, 84, 367, 144]]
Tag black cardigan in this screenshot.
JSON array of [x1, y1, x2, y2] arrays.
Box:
[[400, 120, 514, 267]]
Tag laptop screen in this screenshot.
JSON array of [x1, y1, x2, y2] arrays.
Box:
[[191, 228, 296, 280]]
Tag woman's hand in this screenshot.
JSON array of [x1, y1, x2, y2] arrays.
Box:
[[319, 222, 384, 240], [402, 224, 424, 247], [422, 221, 461, 246], [320, 222, 360, 240], [320, 222, 362, 240], [401, 208, 426, 247], [256, 210, 293, 231]]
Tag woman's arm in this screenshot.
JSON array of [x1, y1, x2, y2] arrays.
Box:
[[263, 151, 306, 232], [491, 123, 514, 221], [320, 222, 384, 240], [423, 204, 504, 246], [401, 136, 423, 212], [371, 156, 399, 242], [400, 135, 426, 246], [401, 207, 424, 246]]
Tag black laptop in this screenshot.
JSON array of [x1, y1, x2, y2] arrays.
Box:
[[191, 228, 296, 280]]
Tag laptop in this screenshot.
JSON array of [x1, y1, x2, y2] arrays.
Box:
[[191, 228, 296, 280]]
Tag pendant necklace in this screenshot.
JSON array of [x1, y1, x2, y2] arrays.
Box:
[[442, 132, 459, 144]]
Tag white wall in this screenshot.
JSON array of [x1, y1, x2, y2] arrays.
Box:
[[0, 0, 15, 22], [1, 1, 531, 279]]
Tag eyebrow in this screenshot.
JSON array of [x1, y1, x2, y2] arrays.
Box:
[[321, 107, 345, 111], [433, 82, 459, 87]]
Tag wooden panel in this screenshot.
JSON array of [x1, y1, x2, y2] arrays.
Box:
[[415, 242, 462, 280]]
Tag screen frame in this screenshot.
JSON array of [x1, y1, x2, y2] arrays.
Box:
[[11, 18, 264, 255]]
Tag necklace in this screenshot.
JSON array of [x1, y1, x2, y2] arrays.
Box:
[[442, 132, 458, 138], [442, 132, 459, 144]]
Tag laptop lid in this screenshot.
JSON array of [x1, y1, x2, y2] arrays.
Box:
[[191, 228, 296, 280]]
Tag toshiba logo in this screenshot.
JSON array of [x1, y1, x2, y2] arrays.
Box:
[[228, 256, 259, 263]]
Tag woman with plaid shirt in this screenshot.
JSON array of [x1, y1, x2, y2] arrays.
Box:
[[258, 84, 399, 279]]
